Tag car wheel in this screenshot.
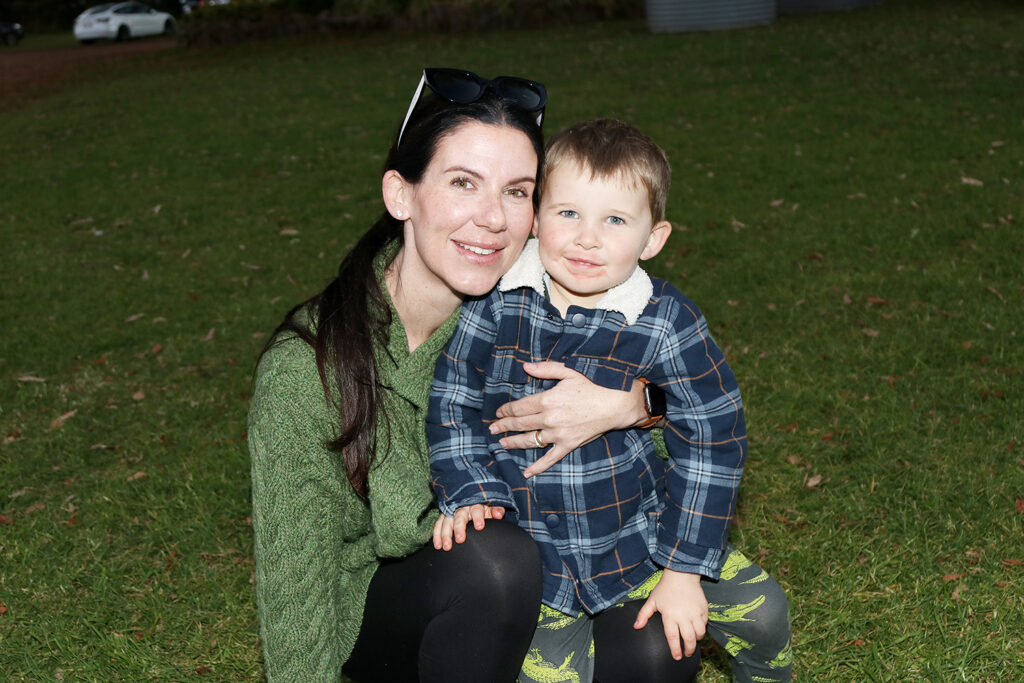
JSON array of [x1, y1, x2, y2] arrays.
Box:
[[80, 39, 96, 45], [3, 33, 17, 47], [116, 25, 130, 41], [163, 20, 176, 36]]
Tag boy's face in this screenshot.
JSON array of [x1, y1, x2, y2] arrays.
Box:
[[534, 161, 670, 310]]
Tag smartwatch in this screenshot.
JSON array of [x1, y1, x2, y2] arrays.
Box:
[[635, 377, 666, 429]]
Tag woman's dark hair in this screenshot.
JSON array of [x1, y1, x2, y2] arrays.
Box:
[[264, 90, 544, 500]]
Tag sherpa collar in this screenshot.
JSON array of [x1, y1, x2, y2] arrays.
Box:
[[498, 239, 653, 325]]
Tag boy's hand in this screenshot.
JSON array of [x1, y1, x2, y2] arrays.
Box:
[[431, 504, 505, 551], [634, 570, 707, 660]]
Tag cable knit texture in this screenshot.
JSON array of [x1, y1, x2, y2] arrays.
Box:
[[248, 241, 461, 681]]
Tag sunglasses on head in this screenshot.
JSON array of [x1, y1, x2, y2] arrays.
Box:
[[396, 68, 548, 147]]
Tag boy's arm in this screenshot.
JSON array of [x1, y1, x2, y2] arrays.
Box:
[[426, 295, 518, 522], [645, 291, 746, 580]]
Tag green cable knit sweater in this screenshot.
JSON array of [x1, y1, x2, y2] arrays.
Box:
[[248, 242, 461, 681]]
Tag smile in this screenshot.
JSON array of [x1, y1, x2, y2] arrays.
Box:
[[455, 241, 497, 256]]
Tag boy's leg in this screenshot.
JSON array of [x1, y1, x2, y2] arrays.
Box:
[[700, 544, 792, 683], [518, 605, 594, 683]]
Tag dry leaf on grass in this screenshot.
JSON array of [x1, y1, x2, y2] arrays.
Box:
[[16, 375, 45, 383], [806, 474, 823, 489], [127, 471, 147, 483], [50, 410, 77, 430]]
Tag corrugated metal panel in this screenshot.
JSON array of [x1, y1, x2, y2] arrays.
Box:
[[646, 0, 775, 32], [778, 0, 882, 14]]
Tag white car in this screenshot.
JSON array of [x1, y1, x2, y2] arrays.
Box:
[[73, 2, 176, 44]]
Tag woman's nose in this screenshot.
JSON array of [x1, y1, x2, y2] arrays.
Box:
[[475, 193, 507, 232]]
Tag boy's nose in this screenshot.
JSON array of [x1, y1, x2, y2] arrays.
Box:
[[576, 220, 600, 248]]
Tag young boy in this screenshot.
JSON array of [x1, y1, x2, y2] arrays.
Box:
[[427, 119, 791, 683]]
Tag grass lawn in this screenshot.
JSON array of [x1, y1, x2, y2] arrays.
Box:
[[1, 0, 1021, 679]]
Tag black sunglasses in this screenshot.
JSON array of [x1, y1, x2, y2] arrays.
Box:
[[396, 68, 548, 147]]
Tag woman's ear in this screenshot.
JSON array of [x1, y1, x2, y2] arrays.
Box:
[[382, 169, 409, 221], [640, 220, 672, 261]]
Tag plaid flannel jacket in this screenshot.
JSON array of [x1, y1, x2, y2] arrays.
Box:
[[426, 241, 746, 615]]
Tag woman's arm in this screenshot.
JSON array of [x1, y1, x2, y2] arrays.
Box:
[[489, 361, 649, 477], [250, 342, 374, 681]]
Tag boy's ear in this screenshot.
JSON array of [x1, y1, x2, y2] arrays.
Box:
[[382, 169, 409, 221], [640, 220, 672, 261], [531, 214, 539, 237]]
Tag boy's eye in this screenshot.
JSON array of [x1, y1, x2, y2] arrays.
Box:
[[606, 216, 625, 225], [559, 210, 579, 219], [451, 177, 474, 189]]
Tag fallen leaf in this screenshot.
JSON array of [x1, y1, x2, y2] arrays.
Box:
[[786, 455, 802, 465], [846, 639, 867, 647], [867, 297, 888, 305], [951, 582, 968, 602], [1016, 499, 1024, 514], [3, 432, 24, 445], [806, 474, 823, 489], [862, 328, 880, 338], [195, 665, 213, 674], [132, 391, 145, 401], [0, 515, 13, 525], [16, 375, 45, 383], [202, 328, 215, 342], [151, 344, 162, 354], [942, 573, 967, 583], [987, 286, 1005, 302], [50, 410, 78, 430], [127, 471, 147, 483], [961, 176, 984, 186], [279, 228, 299, 236], [1003, 558, 1023, 567], [25, 502, 45, 515], [252, 332, 266, 339], [0, 603, 7, 616], [152, 204, 162, 214], [125, 313, 145, 323], [770, 198, 784, 207]]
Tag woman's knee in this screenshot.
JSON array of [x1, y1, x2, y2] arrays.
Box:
[[445, 520, 542, 606]]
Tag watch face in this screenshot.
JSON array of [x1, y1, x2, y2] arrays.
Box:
[[644, 382, 667, 418]]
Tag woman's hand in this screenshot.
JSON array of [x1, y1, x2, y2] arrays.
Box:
[[432, 504, 506, 551], [490, 361, 647, 478], [634, 570, 708, 660]]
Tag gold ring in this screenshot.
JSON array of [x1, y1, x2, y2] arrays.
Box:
[[534, 430, 547, 448]]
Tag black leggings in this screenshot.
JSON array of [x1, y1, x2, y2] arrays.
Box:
[[342, 520, 543, 683], [593, 601, 701, 683]]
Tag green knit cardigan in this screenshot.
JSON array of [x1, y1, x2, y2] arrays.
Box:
[[248, 242, 461, 681]]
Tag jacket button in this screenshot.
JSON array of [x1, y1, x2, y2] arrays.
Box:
[[545, 513, 560, 528], [571, 313, 586, 328]]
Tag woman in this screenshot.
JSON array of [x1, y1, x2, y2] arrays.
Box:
[[249, 70, 657, 682]]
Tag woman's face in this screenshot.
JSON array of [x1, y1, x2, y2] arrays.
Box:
[[398, 121, 538, 300]]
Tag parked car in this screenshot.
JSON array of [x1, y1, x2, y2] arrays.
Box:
[[73, 2, 176, 44], [1, 21, 25, 46]]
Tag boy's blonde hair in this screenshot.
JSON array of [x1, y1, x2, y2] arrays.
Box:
[[543, 118, 671, 223]]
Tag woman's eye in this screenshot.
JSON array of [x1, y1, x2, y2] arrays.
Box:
[[505, 187, 529, 198], [451, 177, 473, 189], [607, 216, 625, 225], [559, 210, 579, 219]]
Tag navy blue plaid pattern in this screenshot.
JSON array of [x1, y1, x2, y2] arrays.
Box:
[[427, 278, 746, 616]]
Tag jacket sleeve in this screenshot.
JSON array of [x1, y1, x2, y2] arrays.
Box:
[[249, 340, 375, 681], [645, 294, 746, 580], [426, 296, 517, 518]]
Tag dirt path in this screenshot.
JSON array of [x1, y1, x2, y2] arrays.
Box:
[[0, 38, 178, 101]]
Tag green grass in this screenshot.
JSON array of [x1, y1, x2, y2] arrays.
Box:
[[1, 0, 1022, 679]]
